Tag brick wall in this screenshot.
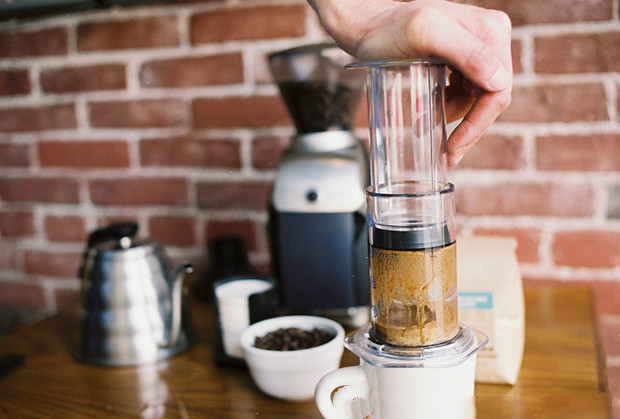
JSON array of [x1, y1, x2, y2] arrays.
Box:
[[0, 0, 619, 408], [0, 1, 318, 307]]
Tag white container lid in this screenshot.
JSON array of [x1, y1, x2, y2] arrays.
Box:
[[214, 279, 273, 306]]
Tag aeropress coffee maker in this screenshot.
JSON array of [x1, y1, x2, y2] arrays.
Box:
[[315, 60, 487, 419], [267, 43, 370, 328]]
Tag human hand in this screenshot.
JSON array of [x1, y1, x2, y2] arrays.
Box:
[[308, 0, 513, 166]]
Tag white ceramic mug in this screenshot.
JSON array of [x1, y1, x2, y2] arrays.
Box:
[[315, 355, 477, 419]]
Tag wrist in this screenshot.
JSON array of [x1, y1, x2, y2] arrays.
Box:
[[308, 0, 391, 56]]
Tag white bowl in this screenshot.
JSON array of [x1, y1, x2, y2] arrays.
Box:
[[240, 315, 345, 401]]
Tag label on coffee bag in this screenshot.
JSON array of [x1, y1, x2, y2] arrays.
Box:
[[458, 292, 493, 310]]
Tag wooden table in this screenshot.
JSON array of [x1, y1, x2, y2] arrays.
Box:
[[0, 284, 610, 419]]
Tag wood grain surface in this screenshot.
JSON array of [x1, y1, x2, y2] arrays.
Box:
[[0, 284, 609, 419]]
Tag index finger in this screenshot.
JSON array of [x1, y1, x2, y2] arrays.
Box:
[[445, 88, 512, 166]]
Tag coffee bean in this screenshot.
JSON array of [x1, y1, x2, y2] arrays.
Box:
[[254, 327, 335, 351]]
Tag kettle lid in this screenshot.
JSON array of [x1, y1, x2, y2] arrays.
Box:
[[86, 221, 145, 252]]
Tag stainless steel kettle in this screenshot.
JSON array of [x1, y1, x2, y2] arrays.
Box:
[[74, 222, 194, 366]]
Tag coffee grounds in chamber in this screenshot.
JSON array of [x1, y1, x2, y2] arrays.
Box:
[[370, 242, 459, 347], [277, 81, 362, 133], [254, 327, 335, 351]]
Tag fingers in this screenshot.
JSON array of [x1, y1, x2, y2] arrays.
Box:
[[356, 2, 512, 93], [451, 7, 513, 92], [445, 70, 476, 122], [445, 88, 512, 166], [408, 5, 511, 93]]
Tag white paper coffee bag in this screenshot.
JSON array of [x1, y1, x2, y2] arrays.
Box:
[[457, 235, 525, 385]]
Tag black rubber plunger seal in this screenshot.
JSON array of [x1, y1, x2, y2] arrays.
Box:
[[370, 223, 452, 251]]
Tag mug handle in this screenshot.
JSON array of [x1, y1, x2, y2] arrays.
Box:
[[315, 366, 370, 419]]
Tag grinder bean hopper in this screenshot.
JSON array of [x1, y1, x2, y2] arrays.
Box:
[[267, 43, 371, 328]]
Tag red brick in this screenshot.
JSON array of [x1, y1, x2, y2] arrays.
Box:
[[39, 140, 130, 168], [0, 104, 77, 132], [205, 219, 259, 251], [617, 84, 620, 123], [457, 181, 596, 217], [0, 211, 34, 238], [193, 96, 289, 129], [0, 177, 79, 203], [24, 249, 81, 277], [0, 69, 31, 96], [0, 244, 18, 271], [89, 99, 188, 128], [609, 185, 620, 219], [140, 53, 243, 88], [77, 16, 179, 51], [0, 282, 46, 308], [149, 216, 196, 246], [0, 27, 68, 58], [469, 228, 542, 263], [535, 32, 620, 74], [511, 39, 523, 74], [608, 364, 620, 419], [589, 281, 620, 316], [252, 135, 290, 170], [458, 134, 525, 170], [139, 137, 241, 168], [498, 83, 608, 123], [54, 288, 80, 309], [536, 134, 620, 172], [197, 181, 271, 210], [0, 143, 30, 167], [552, 230, 620, 268], [459, 0, 614, 26], [191, 5, 306, 44], [45, 215, 86, 242], [40, 64, 126, 93], [89, 177, 188, 206]]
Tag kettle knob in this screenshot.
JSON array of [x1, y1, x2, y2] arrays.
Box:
[[87, 222, 139, 248]]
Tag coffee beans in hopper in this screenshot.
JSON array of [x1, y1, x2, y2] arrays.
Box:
[[254, 327, 335, 351]]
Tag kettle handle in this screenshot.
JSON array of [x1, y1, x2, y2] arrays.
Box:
[[161, 261, 193, 348]]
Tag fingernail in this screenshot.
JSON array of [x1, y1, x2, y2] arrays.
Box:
[[488, 65, 510, 91]]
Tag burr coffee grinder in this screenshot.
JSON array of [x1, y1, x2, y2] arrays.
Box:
[[267, 43, 370, 328], [315, 60, 488, 419]]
